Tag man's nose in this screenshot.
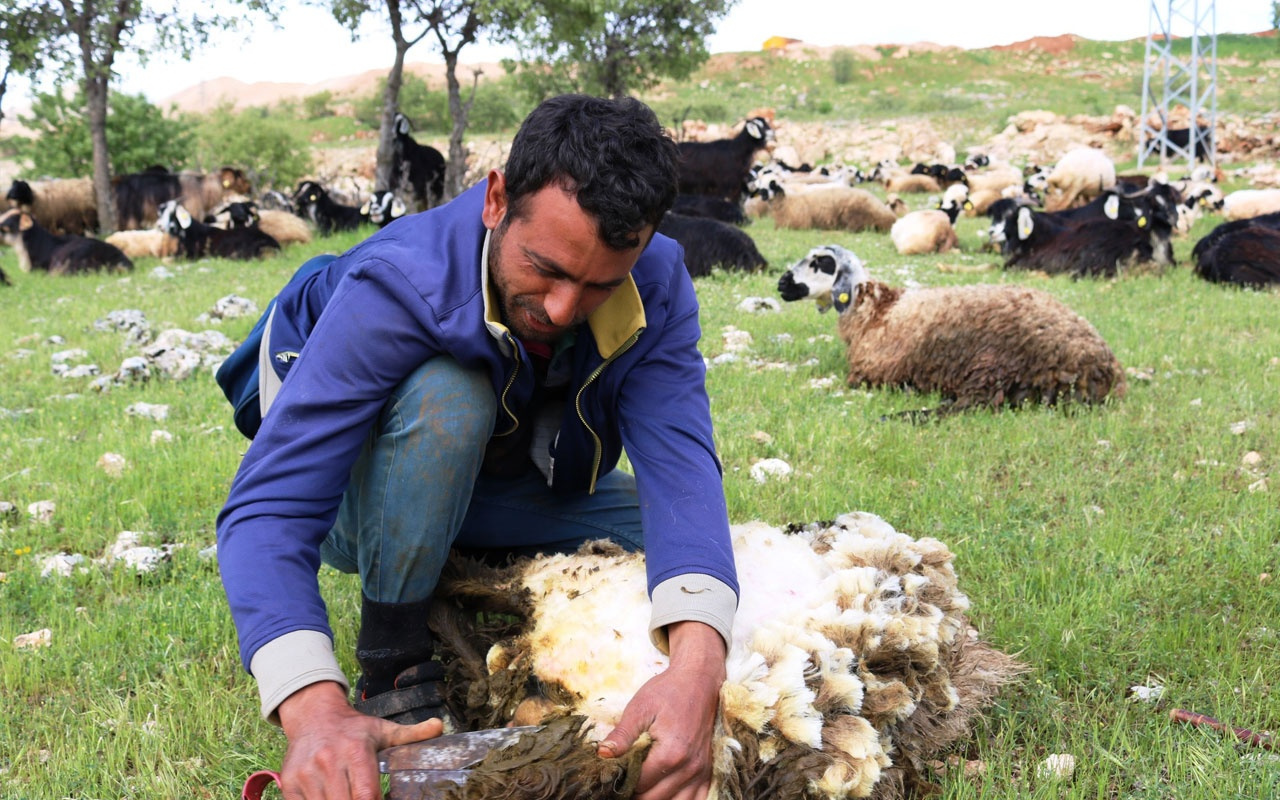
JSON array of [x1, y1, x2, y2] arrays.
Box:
[[544, 283, 582, 326]]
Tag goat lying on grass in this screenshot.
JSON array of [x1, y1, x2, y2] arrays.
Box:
[[428, 512, 1022, 800], [777, 245, 1127, 415], [0, 209, 133, 275]]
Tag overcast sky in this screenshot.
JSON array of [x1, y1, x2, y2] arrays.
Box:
[[4, 1, 1275, 112]]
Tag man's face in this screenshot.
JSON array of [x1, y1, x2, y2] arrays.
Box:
[[483, 172, 649, 344]]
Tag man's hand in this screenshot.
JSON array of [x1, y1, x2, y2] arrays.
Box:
[[598, 621, 727, 800], [276, 681, 443, 800]]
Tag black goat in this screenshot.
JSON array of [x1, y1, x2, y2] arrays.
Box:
[[677, 116, 774, 203], [293, 180, 368, 235], [1154, 126, 1214, 162], [392, 113, 446, 211], [998, 192, 1176, 279], [0, 209, 133, 275], [671, 194, 748, 226], [361, 190, 406, 228], [1192, 213, 1280, 288], [157, 200, 280, 260], [657, 212, 767, 279]]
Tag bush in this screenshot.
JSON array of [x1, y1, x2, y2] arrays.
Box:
[[186, 104, 312, 191], [832, 48, 858, 86], [354, 73, 524, 135], [303, 91, 336, 119], [7, 90, 194, 177]]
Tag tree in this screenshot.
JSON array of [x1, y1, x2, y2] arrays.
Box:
[[188, 104, 313, 191], [9, 88, 192, 176], [502, 0, 736, 100], [324, 0, 508, 201], [16, 2, 272, 233], [0, 3, 58, 129]]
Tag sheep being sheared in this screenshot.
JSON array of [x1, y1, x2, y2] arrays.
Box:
[[776, 245, 1126, 414], [430, 511, 1023, 800]]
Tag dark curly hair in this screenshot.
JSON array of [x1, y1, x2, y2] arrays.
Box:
[[502, 94, 679, 251]]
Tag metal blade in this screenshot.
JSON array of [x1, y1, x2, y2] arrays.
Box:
[[386, 768, 470, 800], [378, 726, 542, 773]]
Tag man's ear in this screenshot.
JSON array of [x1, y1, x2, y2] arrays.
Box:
[[482, 170, 508, 231]]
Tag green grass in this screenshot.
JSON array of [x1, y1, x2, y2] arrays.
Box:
[[3, 35, 1280, 798]]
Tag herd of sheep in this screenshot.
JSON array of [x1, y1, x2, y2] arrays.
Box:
[[2, 110, 1279, 419]]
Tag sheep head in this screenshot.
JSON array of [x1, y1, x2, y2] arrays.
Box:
[[777, 245, 867, 313], [156, 200, 194, 235]]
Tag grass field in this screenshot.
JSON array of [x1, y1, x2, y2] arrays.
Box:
[[2, 36, 1279, 800]]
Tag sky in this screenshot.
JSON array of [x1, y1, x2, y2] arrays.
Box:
[[2, 1, 1275, 114]]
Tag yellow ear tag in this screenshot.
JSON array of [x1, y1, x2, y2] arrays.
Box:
[[1138, 215, 1148, 228], [176, 207, 192, 228], [838, 292, 850, 305], [964, 201, 974, 210]]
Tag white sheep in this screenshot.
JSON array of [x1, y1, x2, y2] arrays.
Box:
[[770, 187, 899, 232], [776, 244, 1127, 413], [890, 206, 958, 255], [1045, 147, 1117, 212], [433, 512, 1022, 800], [104, 230, 180, 259], [256, 209, 313, 245], [1221, 188, 1280, 222], [6, 178, 98, 236]]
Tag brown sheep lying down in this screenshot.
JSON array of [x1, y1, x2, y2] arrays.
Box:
[[427, 512, 1023, 800], [776, 245, 1127, 414]]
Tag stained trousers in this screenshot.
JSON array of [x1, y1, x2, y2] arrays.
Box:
[[318, 354, 644, 604]]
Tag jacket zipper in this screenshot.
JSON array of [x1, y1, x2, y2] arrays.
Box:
[[574, 328, 643, 493], [495, 332, 521, 436]]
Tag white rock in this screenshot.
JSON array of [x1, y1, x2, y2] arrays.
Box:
[[721, 326, 753, 353], [14, 628, 52, 649], [150, 266, 175, 280], [125, 402, 170, 421], [1037, 753, 1076, 780], [808, 377, 836, 390], [150, 429, 174, 445], [1128, 684, 1164, 703], [1247, 477, 1268, 493], [56, 364, 101, 379], [27, 500, 56, 523], [50, 348, 89, 365], [94, 309, 151, 345], [96, 452, 127, 477], [1242, 451, 1264, 468], [1230, 420, 1253, 435], [210, 294, 259, 320], [39, 552, 84, 577], [736, 296, 780, 313], [116, 356, 151, 383], [749, 458, 793, 483]]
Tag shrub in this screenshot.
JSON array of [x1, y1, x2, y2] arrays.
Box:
[[302, 91, 335, 119], [7, 90, 193, 177], [186, 104, 312, 191], [832, 48, 858, 86]]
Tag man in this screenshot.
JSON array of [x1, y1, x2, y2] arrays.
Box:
[[215, 94, 739, 800]]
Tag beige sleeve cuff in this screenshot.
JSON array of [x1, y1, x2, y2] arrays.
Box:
[[648, 574, 737, 654], [249, 630, 350, 724]]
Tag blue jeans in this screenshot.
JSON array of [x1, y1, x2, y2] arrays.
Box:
[[320, 356, 643, 603]]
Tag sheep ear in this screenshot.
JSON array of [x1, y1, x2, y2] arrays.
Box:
[[176, 207, 193, 229], [359, 200, 372, 215], [391, 197, 406, 216], [831, 268, 855, 313], [1016, 206, 1034, 240], [18, 213, 34, 231], [1103, 194, 1120, 220]]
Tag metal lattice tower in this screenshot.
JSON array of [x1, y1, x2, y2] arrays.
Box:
[[1137, 0, 1218, 169]]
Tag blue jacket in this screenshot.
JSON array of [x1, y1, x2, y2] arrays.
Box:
[[216, 183, 738, 672]]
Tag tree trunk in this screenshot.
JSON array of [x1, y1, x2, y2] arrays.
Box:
[[0, 64, 10, 128], [84, 75, 116, 234], [375, 43, 409, 193], [442, 52, 473, 200]]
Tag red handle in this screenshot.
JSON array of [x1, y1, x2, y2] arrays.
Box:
[[242, 770, 283, 800]]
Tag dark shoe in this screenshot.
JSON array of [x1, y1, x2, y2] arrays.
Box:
[[352, 594, 458, 729], [354, 660, 455, 727]]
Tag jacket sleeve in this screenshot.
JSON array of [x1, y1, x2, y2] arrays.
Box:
[[616, 252, 739, 646], [216, 258, 444, 673]]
